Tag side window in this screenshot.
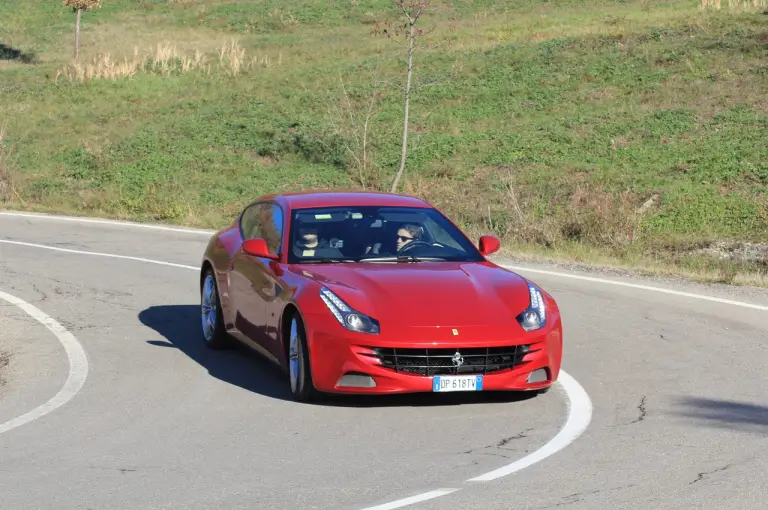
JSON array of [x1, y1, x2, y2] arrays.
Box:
[[258, 204, 284, 255]]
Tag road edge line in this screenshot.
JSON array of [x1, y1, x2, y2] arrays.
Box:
[[0, 289, 89, 435]]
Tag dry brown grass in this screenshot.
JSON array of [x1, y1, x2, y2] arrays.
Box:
[[399, 168, 768, 288], [0, 122, 9, 201], [443, 3, 704, 52], [0, 122, 22, 205], [496, 242, 768, 287], [700, 0, 768, 8], [63, 0, 101, 8], [403, 167, 653, 254], [54, 39, 278, 82], [639, 69, 768, 121], [47, 4, 286, 69], [55, 43, 205, 81], [321, 68, 389, 188]]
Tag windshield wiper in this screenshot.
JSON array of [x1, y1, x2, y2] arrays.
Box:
[[300, 259, 354, 264], [359, 255, 447, 263]]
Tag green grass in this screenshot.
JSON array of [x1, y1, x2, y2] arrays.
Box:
[[1, 0, 767, 285]]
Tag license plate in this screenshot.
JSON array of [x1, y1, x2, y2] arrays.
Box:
[[432, 375, 483, 392]]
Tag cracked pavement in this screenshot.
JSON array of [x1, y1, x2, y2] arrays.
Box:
[[0, 350, 9, 388], [1, 213, 767, 510], [0, 298, 69, 425]]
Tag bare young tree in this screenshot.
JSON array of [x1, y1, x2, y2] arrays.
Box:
[[387, 0, 433, 194], [322, 67, 388, 188], [63, 0, 102, 60]]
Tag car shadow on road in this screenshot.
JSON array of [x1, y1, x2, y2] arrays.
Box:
[[139, 304, 294, 401], [673, 396, 768, 434], [139, 304, 542, 408]]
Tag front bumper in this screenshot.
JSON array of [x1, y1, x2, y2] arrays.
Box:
[[302, 311, 563, 395]]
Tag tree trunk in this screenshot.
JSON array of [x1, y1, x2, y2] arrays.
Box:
[[390, 19, 415, 194], [74, 8, 82, 60]]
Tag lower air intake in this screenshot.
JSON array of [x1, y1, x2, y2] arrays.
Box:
[[365, 345, 533, 376]]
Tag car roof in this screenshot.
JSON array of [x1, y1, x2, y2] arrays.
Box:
[[260, 190, 433, 210]]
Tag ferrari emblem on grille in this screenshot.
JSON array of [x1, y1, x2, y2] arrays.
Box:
[[452, 329, 458, 336], [451, 351, 464, 367]]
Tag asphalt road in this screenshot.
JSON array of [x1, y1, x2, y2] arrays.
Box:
[[0, 212, 766, 510]]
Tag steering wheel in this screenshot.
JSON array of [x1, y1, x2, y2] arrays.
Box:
[[399, 240, 434, 253]]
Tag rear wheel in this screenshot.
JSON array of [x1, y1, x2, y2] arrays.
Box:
[[287, 313, 318, 402], [201, 269, 233, 349]]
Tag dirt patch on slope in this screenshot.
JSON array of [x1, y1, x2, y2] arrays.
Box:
[[692, 240, 768, 264]]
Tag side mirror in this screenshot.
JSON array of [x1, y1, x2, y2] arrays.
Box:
[[242, 238, 278, 260], [478, 235, 501, 257]]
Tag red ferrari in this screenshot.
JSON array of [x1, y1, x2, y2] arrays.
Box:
[[199, 191, 562, 401]]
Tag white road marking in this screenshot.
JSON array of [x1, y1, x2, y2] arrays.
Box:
[[0, 239, 199, 271], [2, 211, 764, 310], [0, 289, 89, 435], [466, 370, 591, 482], [1, 235, 593, 508], [0, 210, 214, 235], [359, 369, 592, 508], [359, 489, 460, 510], [1, 236, 764, 312], [502, 265, 768, 311], [1, 214, 763, 509]]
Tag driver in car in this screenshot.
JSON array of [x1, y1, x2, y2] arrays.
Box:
[[396, 224, 423, 252], [362, 223, 424, 256]]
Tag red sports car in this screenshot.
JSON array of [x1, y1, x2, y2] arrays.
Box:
[[199, 191, 562, 401]]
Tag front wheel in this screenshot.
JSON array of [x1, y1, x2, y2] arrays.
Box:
[[287, 314, 318, 402], [201, 269, 233, 349]]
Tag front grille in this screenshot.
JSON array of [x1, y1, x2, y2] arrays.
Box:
[[363, 345, 534, 376]]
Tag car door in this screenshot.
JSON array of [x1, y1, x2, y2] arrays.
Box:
[[228, 201, 285, 364], [228, 202, 271, 357], [255, 202, 288, 362]]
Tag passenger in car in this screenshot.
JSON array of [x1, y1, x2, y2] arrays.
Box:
[[294, 225, 343, 258]]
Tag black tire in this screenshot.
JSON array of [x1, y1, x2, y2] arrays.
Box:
[[200, 269, 234, 350], [287, 312, 319, 402]]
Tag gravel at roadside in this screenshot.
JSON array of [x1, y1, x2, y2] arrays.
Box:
[[491, 254, 768, 307]]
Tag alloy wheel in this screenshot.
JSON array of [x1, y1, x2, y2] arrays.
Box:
[[201, 273, 217, 343]]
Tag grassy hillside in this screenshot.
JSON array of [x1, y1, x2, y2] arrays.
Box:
[[1, 0, 767, 284]]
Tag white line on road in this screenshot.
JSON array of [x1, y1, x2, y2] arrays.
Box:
[[3, 211, 765, 310], [1, 235, 593, 508], [359, 489, 460, 510], [0, 239, 199, 271], [467, 370, 591, 482], [358, 368, 592, 509], [3, 217, 764, 510], [503, 265, 768, 311], [0, 289, 89, 435], [0, 210, 213, 235], [2, 236, 764, 312]]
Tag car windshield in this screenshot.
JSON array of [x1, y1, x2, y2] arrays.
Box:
[[287, 205, 485, 264]]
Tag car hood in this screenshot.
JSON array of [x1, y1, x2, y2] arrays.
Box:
[[293, 262, 533, 328]]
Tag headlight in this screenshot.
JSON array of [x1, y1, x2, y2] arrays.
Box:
[[516, 282, 547, 332], [319, 287, 380, 334]]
